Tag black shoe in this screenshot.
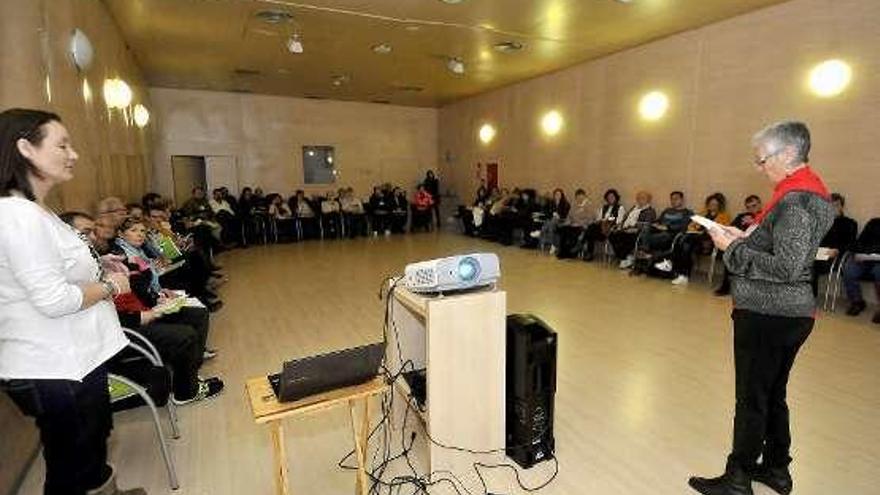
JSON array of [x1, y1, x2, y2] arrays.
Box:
[[714, 285, 730, 296], [846, 300, 867, 316], [688, 469, 753, 495], [872, 310, 880, 325], [751, 465, 792, 495], [206, 300, 224, 313], [583, 253, 594, 262]]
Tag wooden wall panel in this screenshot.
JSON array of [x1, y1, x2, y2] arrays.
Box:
[[439, 0, 880, 223]]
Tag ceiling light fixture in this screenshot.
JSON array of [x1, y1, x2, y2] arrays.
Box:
[[493, 41, 525, 53], [447, 58, 465, 75], [287, 34, 304, 54], [439, 0, 465, 4], [372, 43, 393, 55], [255, 10, 294, 24]]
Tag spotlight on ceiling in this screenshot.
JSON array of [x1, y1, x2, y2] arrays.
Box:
[[372, 43, 393, 55], [493, 41, 525, 53], [447, 58, 465, 75], [133, 104, 150, 128], [287, 34, 303, 54]]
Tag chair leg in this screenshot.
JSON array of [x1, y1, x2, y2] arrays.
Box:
[[708, 250, 718, 285], [109, 374, 180, 490], [166, 400, 181, 439]]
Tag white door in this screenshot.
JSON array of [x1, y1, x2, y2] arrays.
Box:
[[205, 156, 239, 196]]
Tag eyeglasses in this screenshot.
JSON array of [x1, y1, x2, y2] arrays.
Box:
[[752, 149, 782, 168]]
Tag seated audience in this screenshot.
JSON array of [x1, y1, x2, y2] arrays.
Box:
[[181, 186, 223, 243], [411, 184, 435, 233], [654, 192, 730, 285], [340, 187, 367, 238], [210, 187, 242, 246], [390, 187, 409, 233], [290, 190, 319, 239], [109, 217, 224, 404], [126, 203, 144, 221], [267, 193, 296, 241], [96, 196, 129, 228], [531, 188, 570, 249], [555, 189, 592, 258], [321, 192, 343, 238], [93, 214, 119, 254], [368, 186, 392, 235], [460, 183, 490, 236], [715, 195, 762, 296], [812, 193, 858, 297], [638, 191, 693, 258], [581, 188, 625, 261], [611, 191, 657, 268], [843, 217, 880, 323]]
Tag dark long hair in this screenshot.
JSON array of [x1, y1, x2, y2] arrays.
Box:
[[0, 108, 62, 201]]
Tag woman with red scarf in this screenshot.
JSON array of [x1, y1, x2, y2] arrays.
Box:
[[688, 122, 834, 495]]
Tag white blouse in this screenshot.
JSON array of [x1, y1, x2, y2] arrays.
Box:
[[0, 197, 128, 381]]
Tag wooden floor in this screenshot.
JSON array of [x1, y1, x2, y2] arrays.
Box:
[[18, 232, 880, 495]]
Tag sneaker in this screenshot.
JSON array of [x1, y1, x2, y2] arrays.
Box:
[[549, 245, 557, 255], [619, 256, 634, 270], [846, 300, 866, 316], [172, 377, 225, 405], [529, 230, 541, 239], [384, 230, 391, 236], [671, 275, 689, 285], [203, 349, 218, 361], [654, 259, 673, 272]]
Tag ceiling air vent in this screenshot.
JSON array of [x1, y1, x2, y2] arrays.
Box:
[[255, 10, 294, 24]]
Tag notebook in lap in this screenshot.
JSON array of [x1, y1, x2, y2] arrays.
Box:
[[269, 342, 384, 403]]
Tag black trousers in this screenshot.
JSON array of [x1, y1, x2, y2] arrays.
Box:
[[728, 309, 813, 472], [3, 365, 113, 495], [161, 306, 210, 366], [556, 225, 584, 258], [134, 320, 201, 400], [609, 230, 638, 259]]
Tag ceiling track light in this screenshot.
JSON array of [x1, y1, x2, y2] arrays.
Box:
[[287, 34, 303, 54], [446, 57, 465, 75]]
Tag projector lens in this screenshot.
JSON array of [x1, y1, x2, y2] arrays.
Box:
[[458, 257, 479, 282]]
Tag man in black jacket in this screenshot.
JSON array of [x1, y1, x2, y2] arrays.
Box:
[[842, 217, 880, 323], [812, 193, 858, 296]]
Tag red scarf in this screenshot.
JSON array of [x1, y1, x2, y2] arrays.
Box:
[[754, 166, 830, 224]]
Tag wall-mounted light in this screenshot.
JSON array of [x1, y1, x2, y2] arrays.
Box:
[[809, 59, 851, 97], [638, 90, 669, 121], [478, 123, 496, 144], [287, 34, 304, 54], [103, 78, 132, 109], [133, 104, 150, 128], [69, 29, 94, 71], [541, 110, 564, 136]]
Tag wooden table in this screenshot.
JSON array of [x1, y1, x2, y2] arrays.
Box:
[[245, 376, 388, 495]]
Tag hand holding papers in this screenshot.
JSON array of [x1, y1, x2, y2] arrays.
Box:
[[694, 215, 746, 251]]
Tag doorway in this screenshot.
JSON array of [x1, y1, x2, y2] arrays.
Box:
[[171, 155, 206, 207]]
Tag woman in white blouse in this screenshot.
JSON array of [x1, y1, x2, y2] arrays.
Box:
[[0, 109, 144, 495]]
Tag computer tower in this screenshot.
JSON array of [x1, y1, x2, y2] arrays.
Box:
[[506, 314, 557, 469]]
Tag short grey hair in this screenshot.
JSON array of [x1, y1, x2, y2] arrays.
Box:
[[752, 120, 811, 166]]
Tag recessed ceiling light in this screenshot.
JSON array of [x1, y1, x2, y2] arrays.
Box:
[[255, 10, 294, 24], [493, 41, 525, 53], [372, 43, 393, 55], [446, 58, 465, 75]]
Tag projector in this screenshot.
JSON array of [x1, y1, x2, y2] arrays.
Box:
[[404, 253, 500, 294]]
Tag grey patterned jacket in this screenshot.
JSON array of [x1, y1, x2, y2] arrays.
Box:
[[724, 191, 834, 318]]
